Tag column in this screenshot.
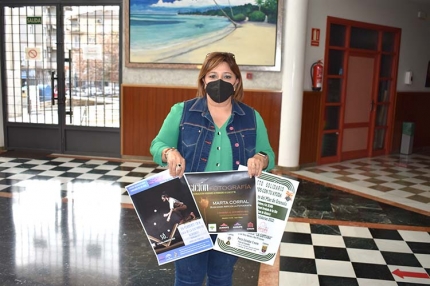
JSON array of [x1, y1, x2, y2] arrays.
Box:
[[277, 0, 309, 169]]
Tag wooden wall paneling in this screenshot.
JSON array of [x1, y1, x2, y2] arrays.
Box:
[[123, 88, 430, 162], [121, 86, 282, 160], [299, 91, 323, 165], [392, 92, 430, 152], [122, 86, 196, 157], [242, 90, 282, 163]]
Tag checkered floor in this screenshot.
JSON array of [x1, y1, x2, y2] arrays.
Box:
[[0, 156, 163, 205], [292, 154, 430, 215], [1, 154, 430, 285], [280, 222, 430, 285]]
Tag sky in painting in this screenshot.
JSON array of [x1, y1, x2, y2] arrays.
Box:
[[130, 0, 255, 12]]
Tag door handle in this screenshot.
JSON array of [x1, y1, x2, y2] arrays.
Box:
[[370, 100, 375, 112], [66, 50, 73, 123], [51, 71, 57, 106]]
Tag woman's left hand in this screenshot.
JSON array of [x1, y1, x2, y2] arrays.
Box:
[[247, 155, 266, 177]]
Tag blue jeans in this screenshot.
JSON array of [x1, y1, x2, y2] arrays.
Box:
[[174, 250, 239, 286]]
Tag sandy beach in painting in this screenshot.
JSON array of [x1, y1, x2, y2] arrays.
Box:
[[130, 21, 277, 66]]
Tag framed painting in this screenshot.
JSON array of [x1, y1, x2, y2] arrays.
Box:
[[125, 0, 284, 71]]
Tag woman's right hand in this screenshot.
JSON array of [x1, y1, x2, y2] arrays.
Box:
[[165, 148, 185, 178]]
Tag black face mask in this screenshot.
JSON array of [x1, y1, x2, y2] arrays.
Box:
[[206, 79, 234, 103]]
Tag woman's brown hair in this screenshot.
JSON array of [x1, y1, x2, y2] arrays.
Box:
[[196, 52, 244, 102]]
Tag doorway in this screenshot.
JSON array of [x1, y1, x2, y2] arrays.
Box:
[[0, 3, 122, 157], [318, 17, 401, 164], [342, 53, 375, 161]]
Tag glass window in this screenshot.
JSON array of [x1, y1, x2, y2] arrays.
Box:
[[321, 133, 338, 157], [328, 50, 344, 76], [350, 27, 378, 50], [373, 128, 386, 150], [326, 78, 342, 103], [324, 106, 340, 130], [380, 55, 393, 78], [382, 32, 395, 52], [375, 105, 388, 126], [377, 80, 391, 102], [4, 5, 120, 127], [329, 24, 346, 47]]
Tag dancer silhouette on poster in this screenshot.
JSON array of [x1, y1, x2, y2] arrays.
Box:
[[161, 192, 195, 224]]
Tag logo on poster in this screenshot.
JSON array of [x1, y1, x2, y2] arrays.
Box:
[[233, 223, 243, 229], [247, 222, 255, 231], [208, 223, 217, 232], [219, 223, 230, 231], [258, 222, 269, 234]]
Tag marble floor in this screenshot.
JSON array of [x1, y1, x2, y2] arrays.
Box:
[[291, 154, 430, 216], [0, 151, 428, 286]]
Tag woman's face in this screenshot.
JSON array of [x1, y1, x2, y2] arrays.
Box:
[[204, 61, 238, 87]]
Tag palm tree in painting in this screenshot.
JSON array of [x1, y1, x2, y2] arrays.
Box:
[[256, 0, 263, 11], [213, 0, 238, 28], [228, 0, 235, 17]]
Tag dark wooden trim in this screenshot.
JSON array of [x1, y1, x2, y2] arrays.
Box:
[[327, 16, 402, 32], [344, 122, 370, 128], [299, 91, 323, 165], [341, 149, 368, 161]]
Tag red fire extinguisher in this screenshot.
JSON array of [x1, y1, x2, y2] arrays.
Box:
[[311, 60, 323, 91]]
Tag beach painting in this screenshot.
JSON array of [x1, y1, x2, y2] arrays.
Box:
[[126, 0, 283, 70]]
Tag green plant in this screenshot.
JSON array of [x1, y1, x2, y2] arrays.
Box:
[[233, 13, 246, 22], [248, 10, 265, 22]]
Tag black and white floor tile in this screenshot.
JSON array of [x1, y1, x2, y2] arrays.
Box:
[[0, 153, 429, 285], [280, 222, 430, 285]]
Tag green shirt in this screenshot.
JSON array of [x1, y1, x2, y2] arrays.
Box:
[[150, 102, 275, 172]]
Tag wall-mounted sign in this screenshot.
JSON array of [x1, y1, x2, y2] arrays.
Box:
[[27, 16, 42, 25], [82, 45, 103, 60], [311, 28, 320, 47], [25, 47, 42, 61]]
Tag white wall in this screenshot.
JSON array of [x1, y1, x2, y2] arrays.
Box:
[[304, 0, 430, 91], [122, 0, 430, 92], [122, 51, 283, 91]]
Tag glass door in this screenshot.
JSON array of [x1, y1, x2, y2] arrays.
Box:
[[63, 6, 120, 128], [373, 31, 399, 156], [318, 18, 401, 164], [1, 4, 121, 157]]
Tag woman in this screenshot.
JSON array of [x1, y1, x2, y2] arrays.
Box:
[[150, 52, 275, 286]]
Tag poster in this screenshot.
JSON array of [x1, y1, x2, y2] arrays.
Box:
[[184, 171, 257, 233], [126, 170, 213, 265], [214, 171, 299, 265]]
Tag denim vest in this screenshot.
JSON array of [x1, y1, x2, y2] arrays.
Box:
[[178, 97, 257, 172]]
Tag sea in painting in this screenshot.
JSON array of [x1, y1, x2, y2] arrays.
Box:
[[129, 0, 279, 66]]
